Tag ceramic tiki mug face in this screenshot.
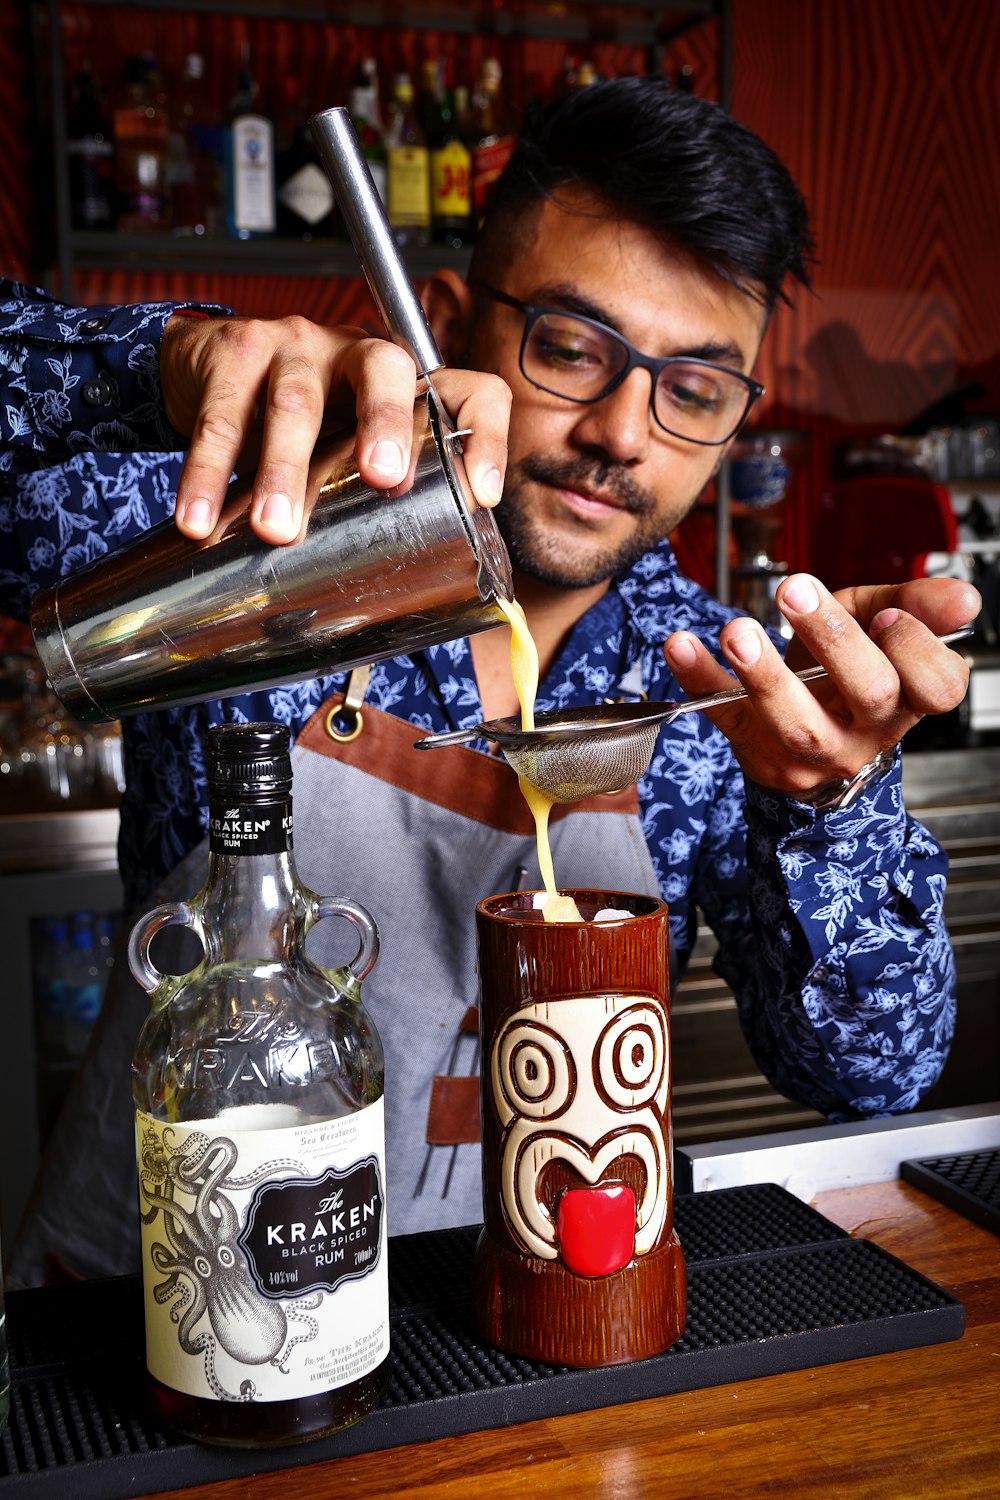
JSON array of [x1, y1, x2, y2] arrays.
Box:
[[472, 890, 686, 1368]]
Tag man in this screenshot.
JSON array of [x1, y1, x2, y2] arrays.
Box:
[[1, 79, 977, 1282]]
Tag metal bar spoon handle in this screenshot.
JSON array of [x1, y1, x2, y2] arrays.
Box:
[[308, 106, 443, 380]]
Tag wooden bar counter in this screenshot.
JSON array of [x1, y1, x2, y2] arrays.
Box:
[[138, 1178, 1000, 1500]]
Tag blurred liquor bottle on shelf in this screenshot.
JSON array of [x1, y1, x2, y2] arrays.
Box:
[[276, 79, 334, 240], [167, 52, 223, 237], [675, 64, 695, 92], [66, 64, 114, 230], [63, 912, 104, 1059], [420, 58, 471, 249], [348, 65, 387, 208], [224, 46, 276, 240], [470, 58, 515, 225], [35, 916, 70, 1056], [112, 53, 169, 232], [385, 72, 430, 250]]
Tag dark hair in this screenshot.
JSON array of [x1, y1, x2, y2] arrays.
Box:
[[474, 75, 814, 311]]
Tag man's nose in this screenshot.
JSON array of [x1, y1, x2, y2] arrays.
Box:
[[569, 368, 654, 463]]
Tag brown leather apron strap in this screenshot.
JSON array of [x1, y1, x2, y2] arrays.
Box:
[[297, 690, 641, 829]]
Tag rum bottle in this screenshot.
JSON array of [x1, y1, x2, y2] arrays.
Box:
[[130, 722, 389, 1447]]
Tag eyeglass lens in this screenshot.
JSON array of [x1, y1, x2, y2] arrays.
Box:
[[525, 310, 751, 442]]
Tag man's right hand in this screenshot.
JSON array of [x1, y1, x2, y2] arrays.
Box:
[[160, 313, 510, 544]]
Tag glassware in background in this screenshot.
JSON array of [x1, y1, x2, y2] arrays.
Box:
[[0, 1221, 9, 1437], [67, 64, 115, 230], [728, 429, 808, 637], [113, 52, 170, 232], [168, 52, 223, 238], [0, 652, 124, 812], [224, 42, 276, 240]]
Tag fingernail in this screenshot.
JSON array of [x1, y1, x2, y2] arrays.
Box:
[[872, 608, 900, 632], [783, 574, 820, 615], [260, 491, 293, 531], [666, 634, 698, 669], [481, 465, 503, 504], [369, 439, 404, 477], [182, 499, 212, 534], [729, 627, 763, 665]]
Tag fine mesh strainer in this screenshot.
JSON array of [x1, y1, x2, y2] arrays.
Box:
[[412, 627, 972, 803]]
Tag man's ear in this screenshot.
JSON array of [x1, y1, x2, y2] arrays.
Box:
[[420, 269, 475, 365]]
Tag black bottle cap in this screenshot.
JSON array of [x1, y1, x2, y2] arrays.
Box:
[[207, 721, 292, 796]]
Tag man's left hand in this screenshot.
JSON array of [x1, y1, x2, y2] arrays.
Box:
[[663, 574, 981, 798]]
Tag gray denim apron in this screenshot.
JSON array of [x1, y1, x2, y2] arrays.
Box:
[[8, 679, 660, 1285]]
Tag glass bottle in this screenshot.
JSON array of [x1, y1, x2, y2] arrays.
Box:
[[275, 79, 334, 241], [66, 64, 114, 231], [168, 52, 223, 237], [420, 59, 471, 249], [130, 722, 388, 1447], [385, 71, 430, 250], [224, 46, 276, 240], [470, 58, 515, 225], [64, 911, 104, 1059], [113, 53, 169, 232], [348, 82, 387, 209], [0, 1223, 8, 1438]]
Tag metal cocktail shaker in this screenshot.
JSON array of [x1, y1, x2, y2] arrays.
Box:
[[30, 110, 512, 724]]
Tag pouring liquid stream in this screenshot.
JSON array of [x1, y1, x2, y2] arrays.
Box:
[[495, 597, 583, 923]]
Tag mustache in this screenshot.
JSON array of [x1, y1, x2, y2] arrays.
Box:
[[519, 455, 657, 516]]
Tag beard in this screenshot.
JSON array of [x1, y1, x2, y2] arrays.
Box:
[[495, 453, 681, 589]]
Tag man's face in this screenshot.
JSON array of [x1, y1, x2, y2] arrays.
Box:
[[469, 189, 769, 589]]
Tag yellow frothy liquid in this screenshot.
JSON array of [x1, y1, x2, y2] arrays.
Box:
[[495, 597, 583, 923]]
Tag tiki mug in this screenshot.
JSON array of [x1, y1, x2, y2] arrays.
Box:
[[472, 890, 686, 1367]]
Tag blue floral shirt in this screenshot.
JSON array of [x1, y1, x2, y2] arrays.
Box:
[[0, 280, 956, 1122]]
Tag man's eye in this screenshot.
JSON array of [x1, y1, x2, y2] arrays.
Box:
[[536, 333, 601, 369], [661, 370, 723, 412]]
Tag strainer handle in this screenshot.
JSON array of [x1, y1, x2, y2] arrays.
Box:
[[661, 624, 974, 723], [413, 725, 486, 750]]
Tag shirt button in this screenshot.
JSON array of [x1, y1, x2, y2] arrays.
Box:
[[82, 374, 113, 406], [78, 317, 109, 334]]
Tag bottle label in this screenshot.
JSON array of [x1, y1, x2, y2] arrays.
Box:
[[209, 797, 292, 855], [431, 140, 471, 218], [387, 145, 430, 227], [231, 114, 275, 232], [278, 162, 334, 226], [136, 1099, 389, 1403]]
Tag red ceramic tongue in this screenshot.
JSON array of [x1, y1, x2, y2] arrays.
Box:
[[555, 1183, 636, 1278]]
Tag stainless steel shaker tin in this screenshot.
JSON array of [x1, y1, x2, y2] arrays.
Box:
[[31, 392, 513, 723]]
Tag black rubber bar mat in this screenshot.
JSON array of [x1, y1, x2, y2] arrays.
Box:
[[0, 1183, 964, 1498], [901, 1145, 1000, 1235]]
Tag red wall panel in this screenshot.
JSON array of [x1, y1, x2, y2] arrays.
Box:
[[2, 0, 996, 589]]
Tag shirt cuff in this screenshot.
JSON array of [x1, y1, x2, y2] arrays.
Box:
[[744, 743, 904, 840]]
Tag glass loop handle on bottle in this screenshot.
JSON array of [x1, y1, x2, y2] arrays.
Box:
[[127, 895, 380, 1009]]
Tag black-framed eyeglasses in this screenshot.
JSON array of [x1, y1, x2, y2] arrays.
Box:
[[475, 281, 765, 447]]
